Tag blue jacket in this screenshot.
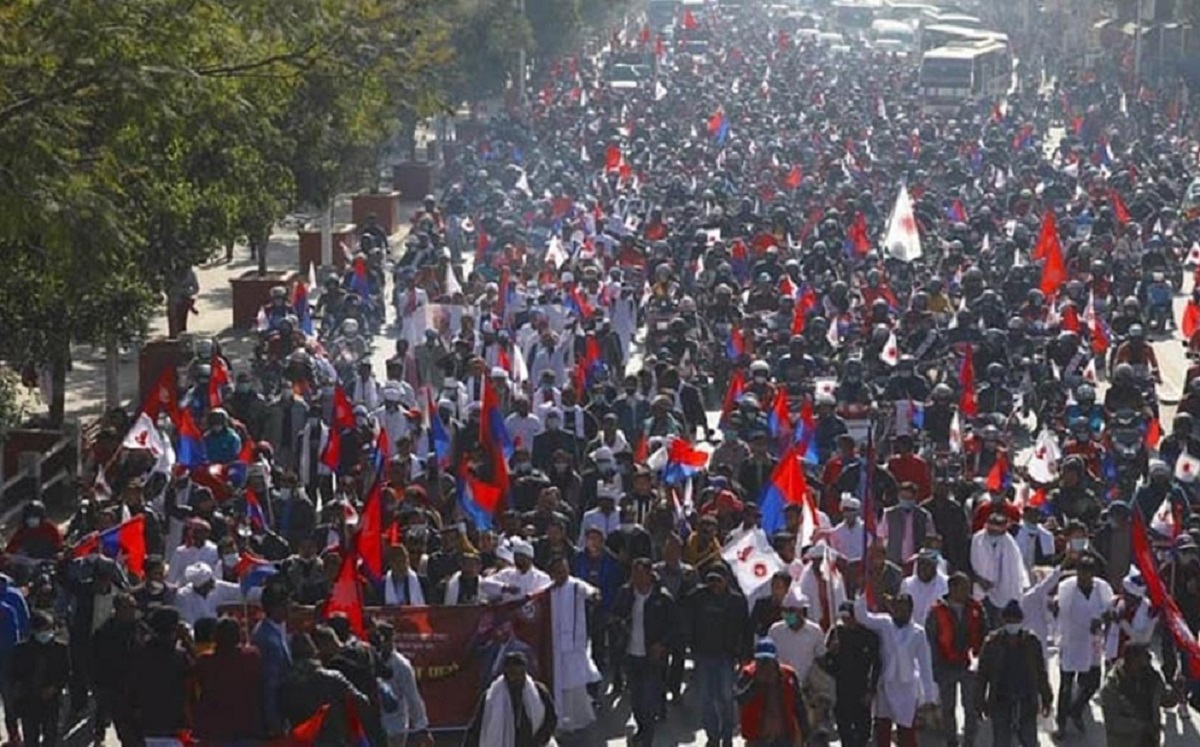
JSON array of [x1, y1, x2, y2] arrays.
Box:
[[0, 577, 29, 656], [251, 619, 292, 734], [572, 551, 623, 616], [204, 428, 243, 465]]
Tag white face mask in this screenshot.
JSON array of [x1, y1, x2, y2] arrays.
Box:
[[1003, 623, 1022, 635], [222, 553, 239, 567], [25, 517, 41, 529], [34, 631, 53, 644]]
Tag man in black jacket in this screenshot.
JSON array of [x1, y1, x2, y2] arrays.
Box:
[[685, 569, 751, 747], [609, 558, 675, 745], [821, 601, 881, 747], [11, 611, 70, 747], [91, 593, 142, 745]]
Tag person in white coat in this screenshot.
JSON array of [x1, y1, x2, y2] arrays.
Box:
[[1021, 565, 1065, 645], [547, 555, 601, 733], [1103, 571, 1156, 665], [1053, 555, 1113, 739], [173, 562, 251, 627], [796, 544, 846, 632], [969, 512, 1029, 623], [854, 591, 937, 746], [899, 549, 948, 628], [486, 538, 552, 602]]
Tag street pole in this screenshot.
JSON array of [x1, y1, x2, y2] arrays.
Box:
[[516, 0, 528, 107], [1133, 0, 1143, 83]]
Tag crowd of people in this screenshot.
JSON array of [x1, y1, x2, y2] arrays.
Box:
[[4, 2, 1200, 746]]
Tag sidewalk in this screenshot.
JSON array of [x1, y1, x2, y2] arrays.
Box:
[[40, 197, 418, 425]]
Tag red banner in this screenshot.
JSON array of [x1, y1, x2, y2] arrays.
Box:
[[219, 592, 553, 729], [1130, 511, 1200, 677]]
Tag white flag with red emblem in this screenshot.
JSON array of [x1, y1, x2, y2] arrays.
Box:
[[1187, 242, 1200, 267], [1081, 357, 1097, 384], [1176, 450, 1200, 483], [721, 529, 784, 608], [1026, 428, 1061, 484], [883, 183, 922, 262], [122, 412, 175, 475], [881, 330, 900, 367]]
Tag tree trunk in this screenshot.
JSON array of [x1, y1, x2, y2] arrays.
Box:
[[48, 344, 68, 428], [104, 334, 120, 411], [255, 229, 270, 276]]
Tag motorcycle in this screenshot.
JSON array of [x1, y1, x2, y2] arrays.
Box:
[[1145, 271, 1174, 333], [1107, 408, 1148, 495]]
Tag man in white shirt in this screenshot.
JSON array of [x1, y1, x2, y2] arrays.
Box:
[[174, 562, 248, 627], [547, 556, 601, 733], [486, 538, 551, 602], [767, 589, 827, 685], [577, 488, 621, 545], [900, 549, 949, 628], [1053, 555, 1112, 739], [1013, 505, 1055, 571], [504, 397, 543, 452], [829, 495, 866, 562], [167, 518, 221, 586]]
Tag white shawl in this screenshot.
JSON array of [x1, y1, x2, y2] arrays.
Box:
[[969, 530, 1029, 607], [480, 674, 547, 747], [384, 569, 425, 606]]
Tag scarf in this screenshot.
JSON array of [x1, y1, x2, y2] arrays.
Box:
[[296, 422, 329, 489], [480, 674, 545, 747], [384, 570, 424, 606]]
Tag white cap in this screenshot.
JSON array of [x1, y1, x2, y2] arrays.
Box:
[[383, 384, 403, 402], [803, 543, 830, 561], [840, 494, 861, 511], [1123, 572, 1146, 597], [597, 484, 621, 502], [491, 367, 508, 379], [185, 562, 214, 587], [496, 540, 515, 564], [591, 446, 614, 462], [562, 271, 575, 284], [783, 588, 810, 609], [511, 538, 535, 558]]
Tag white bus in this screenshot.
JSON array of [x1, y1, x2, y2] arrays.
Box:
[[870, 18, 919, 54], [918, 40, 1013, 111], [920, 23, 1008, 53]]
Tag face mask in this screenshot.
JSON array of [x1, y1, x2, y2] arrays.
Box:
[[598, 463, 616, 476], [236, 384, 251, 394], [1004, 623, 1022, 635], [34, 631, 53, 644], [899, 499, 915, 511], [223, 553, 239, 567], [513, 463, 531, 475], [25, 517, 41, 529], [1069, 538, 1088, 551], [546, 419, 561, 431], [783, 611, 801, 627], [1024, 519, 1038, 529], [619, 522, 636, 531]]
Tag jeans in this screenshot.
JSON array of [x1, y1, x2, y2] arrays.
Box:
[[1056, 667, 1101, 728], [989, 699, 1039, 746], [626, 655, 664, 744], [693, 654, 736, 742], [937, 668, 978, 745]]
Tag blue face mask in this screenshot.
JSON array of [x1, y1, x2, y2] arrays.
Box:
[[899, 498, 915, 511]]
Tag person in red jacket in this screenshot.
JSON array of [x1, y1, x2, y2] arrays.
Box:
[[925, 573, 986, 746], [4, 501, 62, 560], [886, 434, 931, 500], [735, 638, 810, 747]]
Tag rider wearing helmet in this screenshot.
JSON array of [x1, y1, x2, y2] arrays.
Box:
[[1113, 324, 1161, 383], [1064, 384, 1104, 435], [1105, 363, 1147, 417], [4, 500, 62, 559]]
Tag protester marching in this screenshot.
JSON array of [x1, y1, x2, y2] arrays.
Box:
[[6, 1, 1200, 746]]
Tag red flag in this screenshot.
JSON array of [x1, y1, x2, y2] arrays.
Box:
[[1131, 511, 1200, 678], [604, 144, 622, 172], [778, 30, 790, 49], [1031, 210, 1060, 261], [356, 465, 385, 582], [985, 453, 1009, 492], [784, 165, 801, 190], [655, 34, 665, 58], [1038, 216, 1067, 296], [141, 366, 180, 425], [1110, 189, 1131, 225], [720, 369, 745, 428], [324, 548, 366, 638], [633, 434, 649, 464], [1060, 304, 1080, 333], [1183, 300, 1200, 338], [320, 386, 356, 471], [959, 345, 977, 418], [848, 211, 871, 256], [208, 354, 230, 409], [1145, 417, 1161, 449], [290, 703, 330, 744], [682, 8, 698, 30], [71, 514, 147, 577], [639, 24, 650, 44]]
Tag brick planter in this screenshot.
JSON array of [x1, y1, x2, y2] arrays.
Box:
[[230, 270, 296, 330], [351, 191, 403, 237]]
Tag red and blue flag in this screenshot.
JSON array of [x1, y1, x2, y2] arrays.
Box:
[[71, 514, 147, 577]]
